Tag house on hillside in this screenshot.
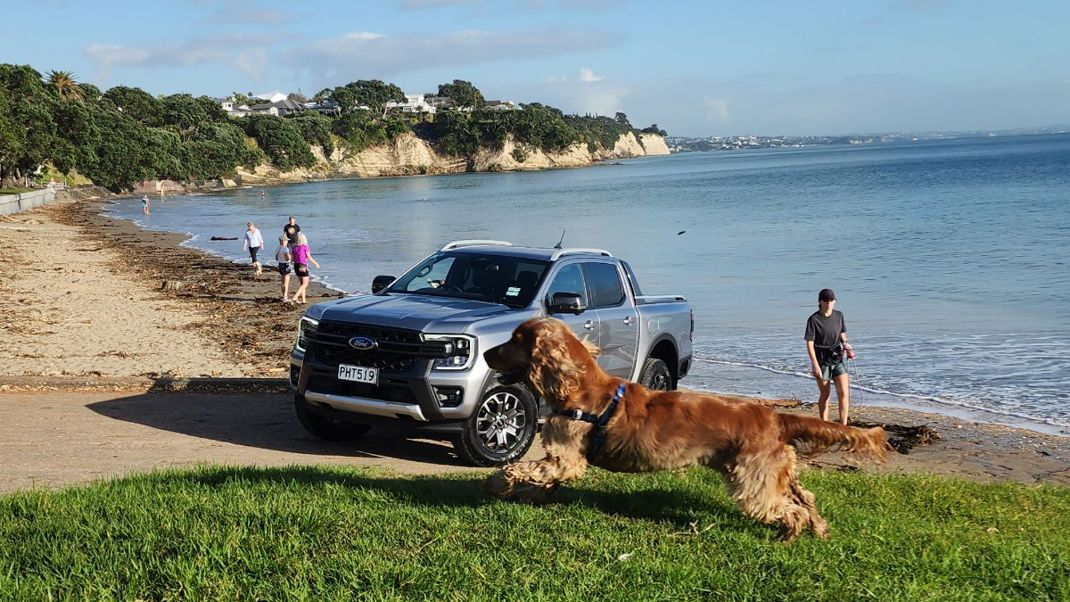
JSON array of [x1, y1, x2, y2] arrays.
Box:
[[220, 100, 252, 117], [248, 98, 305, 117], [304, 99, 341, 117], [385, 94, 439, 114], [485, 100, 518, 111]]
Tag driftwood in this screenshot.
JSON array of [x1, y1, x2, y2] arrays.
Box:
[[210, 236, 238, 241]]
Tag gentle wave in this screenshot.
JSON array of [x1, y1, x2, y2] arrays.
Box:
[[691, 354, 1070, 430]]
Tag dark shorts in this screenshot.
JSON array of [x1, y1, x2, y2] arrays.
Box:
[[295, 263, 309, 278], [277, 262, 291, 276], [820, 361, 849, 382], [249, 246, 260, 262]]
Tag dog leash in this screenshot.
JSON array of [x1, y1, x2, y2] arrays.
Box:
[[556, 383, 626, 462]]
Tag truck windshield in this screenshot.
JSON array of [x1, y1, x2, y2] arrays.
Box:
[[387, 252, 549, 308]]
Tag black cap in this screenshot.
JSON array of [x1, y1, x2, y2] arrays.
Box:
[[818, 288, 836, 302]]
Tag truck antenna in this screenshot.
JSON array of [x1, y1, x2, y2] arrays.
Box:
[[554, 230, 566, 249]]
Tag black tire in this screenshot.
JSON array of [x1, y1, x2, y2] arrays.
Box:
[[294, 394, 372, 441], [639, 357, 674, 391], [454, 384, 538, 467]]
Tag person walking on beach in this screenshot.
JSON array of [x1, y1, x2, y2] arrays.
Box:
[[141, 195, 150, 214], [804, 288, 853, 425], [290, 232, 320, 304], [283, 215, 301, 245], [243, 222, 264, 276], [275, 235, 293, 302]]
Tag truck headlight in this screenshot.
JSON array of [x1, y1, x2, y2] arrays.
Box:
[[295, 316, 319, 352], [424, 334, 476, 371]]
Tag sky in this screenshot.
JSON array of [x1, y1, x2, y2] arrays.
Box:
[[4, 0, 1069, 137]]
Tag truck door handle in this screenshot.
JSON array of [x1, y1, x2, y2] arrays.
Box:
[[583, 320, 594, 330], [623, 316, 633, 326]]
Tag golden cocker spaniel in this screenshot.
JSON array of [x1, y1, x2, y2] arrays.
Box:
[[483, 317, 888, 540]]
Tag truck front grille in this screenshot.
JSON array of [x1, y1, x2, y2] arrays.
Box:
[[309, 321, 438, 375], [313, 345, 416, 374]]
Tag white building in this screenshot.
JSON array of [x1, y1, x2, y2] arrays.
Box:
[[385, 94, 438, 114]]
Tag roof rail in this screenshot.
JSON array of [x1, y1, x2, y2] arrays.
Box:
[[550, 248, 613, 261], [440, 240, 513, 251]]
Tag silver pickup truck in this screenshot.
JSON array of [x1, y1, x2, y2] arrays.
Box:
[[290, 240, 693, 466]]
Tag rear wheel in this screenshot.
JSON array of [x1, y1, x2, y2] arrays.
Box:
[[454, 384, 538, 467], [294, 394, 372, 441], [639, 357, 674, 391]]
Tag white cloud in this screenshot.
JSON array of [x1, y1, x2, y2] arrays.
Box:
[[83, 44, 152, 68], [233, 48, 268, 82], [83, 33, 274, 85], [344, 31, 387, 41], [578, 67, 605, 83], [288, 29, 619, 86]]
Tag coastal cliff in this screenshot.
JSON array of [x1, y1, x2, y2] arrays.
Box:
[[230, 131, 670, 186]]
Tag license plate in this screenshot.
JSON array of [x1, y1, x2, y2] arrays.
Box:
[[337, 364, 378, 385]]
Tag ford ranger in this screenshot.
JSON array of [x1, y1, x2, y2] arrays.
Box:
[[291, 240, 693, 466]]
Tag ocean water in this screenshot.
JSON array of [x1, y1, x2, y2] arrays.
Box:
[[107, 134, 1070, 433]]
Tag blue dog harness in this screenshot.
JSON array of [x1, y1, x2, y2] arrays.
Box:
[[556, 383, 626, 462]]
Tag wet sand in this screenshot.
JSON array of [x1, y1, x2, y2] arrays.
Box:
[[1, 193, 1068, 490]]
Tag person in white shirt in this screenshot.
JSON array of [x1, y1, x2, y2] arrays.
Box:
[[243, 222, 264, 275]]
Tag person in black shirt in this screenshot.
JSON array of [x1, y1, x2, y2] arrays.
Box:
[[804, 288, 853, 425], [283, 215, 301, 244]]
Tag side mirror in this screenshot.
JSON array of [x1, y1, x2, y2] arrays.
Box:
[[548, 292, 587, 315], [372, 275, 395, 294]]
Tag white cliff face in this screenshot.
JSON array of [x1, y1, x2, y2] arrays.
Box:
[[639, 133, 671, 155], [232, 132, 670, 185]]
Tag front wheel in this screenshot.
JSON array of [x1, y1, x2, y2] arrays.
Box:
[[639, 357, 674, 391], [454, 384, 538, 467], [294, 394, 372, 441]]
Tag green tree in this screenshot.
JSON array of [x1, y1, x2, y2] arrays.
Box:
[[436, 80, 485, 110], [161, 94, 210, 140], [289, 112, 334, 156], [103, 86, 162, 126], [241, 114, 315, 170], [0, 64, 60, 187], [321, 80, 405, 116]]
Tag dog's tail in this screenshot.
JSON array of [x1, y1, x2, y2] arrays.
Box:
[[776, 413, 888, 462]]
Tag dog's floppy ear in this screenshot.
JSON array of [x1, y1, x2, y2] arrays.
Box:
[[528, 320, 585, 402]]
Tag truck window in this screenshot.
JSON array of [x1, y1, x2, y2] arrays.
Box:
[[621, 260, 643, 297], [545, 264, 587, 306], [402, 255, 455, 292], [583, 262, 625, 308]]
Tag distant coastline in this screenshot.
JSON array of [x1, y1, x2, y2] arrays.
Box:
[[668, 126, 1070, 153]]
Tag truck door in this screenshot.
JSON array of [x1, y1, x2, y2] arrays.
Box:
[[582, 261, 639, 379], [542, 262, 598, 345]]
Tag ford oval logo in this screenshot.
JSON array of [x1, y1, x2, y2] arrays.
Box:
[[348, 336, 377, 350]]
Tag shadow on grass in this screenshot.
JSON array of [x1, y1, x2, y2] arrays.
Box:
[[143, 465, 749, 531]]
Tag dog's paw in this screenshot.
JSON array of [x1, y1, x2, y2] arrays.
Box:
[[482, 471, 516, 499], [482, 471, 554, 504]]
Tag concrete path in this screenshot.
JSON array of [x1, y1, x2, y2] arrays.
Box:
[[0, 390, 506, 494]]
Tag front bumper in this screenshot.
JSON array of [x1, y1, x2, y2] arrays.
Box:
[[291, 346, 491, 424]]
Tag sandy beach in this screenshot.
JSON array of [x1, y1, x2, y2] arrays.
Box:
[[2, 193, 1068, 491]]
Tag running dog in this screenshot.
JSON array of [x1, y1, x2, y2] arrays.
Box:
[[483, 317, 888, 540]]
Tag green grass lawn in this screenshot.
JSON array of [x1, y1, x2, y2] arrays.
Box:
[[1, 466, 1067, 601], [0, 188, 32, 195]]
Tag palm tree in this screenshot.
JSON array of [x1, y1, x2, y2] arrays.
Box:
[[47, 70, 84, 102]]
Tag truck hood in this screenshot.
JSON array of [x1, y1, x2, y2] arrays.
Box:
[[316, 293, 518, 332]]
